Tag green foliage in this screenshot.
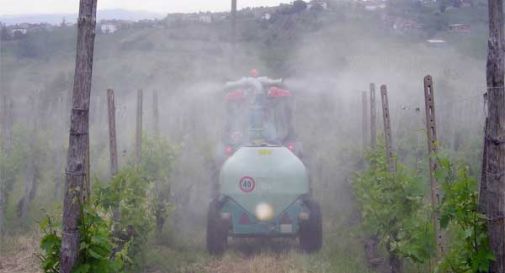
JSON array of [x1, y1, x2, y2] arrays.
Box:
[[74, 206, 128, 273], [436, 156, 493, 273], [14, 28, 76, 59], [38, 205, 128, 273], [353, 144, 435, 264], [140, 134, 178, 182], [38, 216, 61, 273], [141, 135, 178, 238], [95, 167, 154, 271], [0, 127, 36, 231], [38, 135, 177, 273], [0, 138, 25, 205], [292, 0, 308, 13], [354, 144, 493, 273]]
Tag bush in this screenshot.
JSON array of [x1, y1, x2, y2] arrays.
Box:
[[95, 167, 154, 271], [436, 156, 493, 273], [140, 135, 178, 236], [38, 205, 128, 273], [353, 144, 434, 270], [353, 144, 493, 273]]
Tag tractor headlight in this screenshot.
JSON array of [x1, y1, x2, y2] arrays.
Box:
[[298, 211, 310, 221], [220, 212, 231, 221], [255, 202, 274, 221]]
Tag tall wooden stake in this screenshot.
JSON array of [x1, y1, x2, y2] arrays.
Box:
[[231, 0, 237, 67], [1, 95, 13, 152], [424, 75, 444, 257], [136, 89, 143, 164], [60, 1, 97, 272], [107, 89, 118, 176], [19, 95, 39, 222], [362, 91, 369, 151], [380, 85, 402, 272], [370, 83, 377, 148], [380, 85, 395, 172], [231, 0, 237, 41], [0, 95, 11, 237], [153, 90, 159, 137], [484, 0, 505, 269]]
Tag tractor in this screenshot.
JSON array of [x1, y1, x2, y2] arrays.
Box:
[[206, 73, 322, 255]]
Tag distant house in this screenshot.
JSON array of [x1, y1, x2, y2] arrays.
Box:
[[10, 27, 27, 35], [460, 0, 474, 7], [308, 0, 329, 10], [392, 17, 421, 32], [449, 24, 471, 33], [262, 13, 272, 21], [101, 23, 118, 34], [427, 39, 447, 46], [167, 12, 213, 24], [365, 3, 387, 10]]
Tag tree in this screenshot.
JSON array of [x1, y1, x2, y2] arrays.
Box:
[[481, 0, 505, 271], [438, 0, 450, 12], [59, 1, 97, 272], [292, 0, 308, 13], [0, 24, 10, 41]]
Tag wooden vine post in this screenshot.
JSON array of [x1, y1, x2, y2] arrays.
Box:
[[60, 0, 97, 272], [483, 0, 505, 269], [370, 83, 377, 148], [231, 0, 237, 42], [19, 95, 39, 222], [423, 75, 444, 258], [107, 89, 118, 176], [365, 85, 380, 268], [153, 90, 160, 137], [362, 91, 369, 151], [136, 89, 143, 164], [231, 0, 237, 67], [381, 85, 404, 273], [0, 94, 12, 237], [380, 85, 395, 172], [1, 95, 12, 152]]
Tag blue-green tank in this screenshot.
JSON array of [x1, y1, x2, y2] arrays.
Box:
[[219, 146, 309, 235]]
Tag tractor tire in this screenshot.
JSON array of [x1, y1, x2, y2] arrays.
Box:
[[206, 199, 228, 255], [299, 199, 322, 253]]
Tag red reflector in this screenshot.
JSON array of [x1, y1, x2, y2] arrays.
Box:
[[268, 87, 292, 97], [225, 145, 234, 156], [287, 143, 295, 152], [281, 213, 292, 224], [239, 213, 250, 224]]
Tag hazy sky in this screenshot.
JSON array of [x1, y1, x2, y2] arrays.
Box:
[[0, 0, 293, 15]]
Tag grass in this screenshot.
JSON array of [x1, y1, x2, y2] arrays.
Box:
[[0, 233, 41, 273], [144, 220, 375, 273]]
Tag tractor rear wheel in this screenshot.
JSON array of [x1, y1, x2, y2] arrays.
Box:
[[299, 199, 322, 253], [206, 199, 228, 255]]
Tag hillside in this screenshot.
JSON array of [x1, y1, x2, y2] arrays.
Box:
[[0, 1, 492, 272], [0, 9, 164, 25]]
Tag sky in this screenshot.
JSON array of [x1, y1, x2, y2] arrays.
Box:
[[0, 0, 293, 15]]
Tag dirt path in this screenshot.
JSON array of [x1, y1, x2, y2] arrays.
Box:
[[206, 253, 305, 273], [1, 231, 373, 273], [203, 239, 330, 273], [0, 236, 41, 273]]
